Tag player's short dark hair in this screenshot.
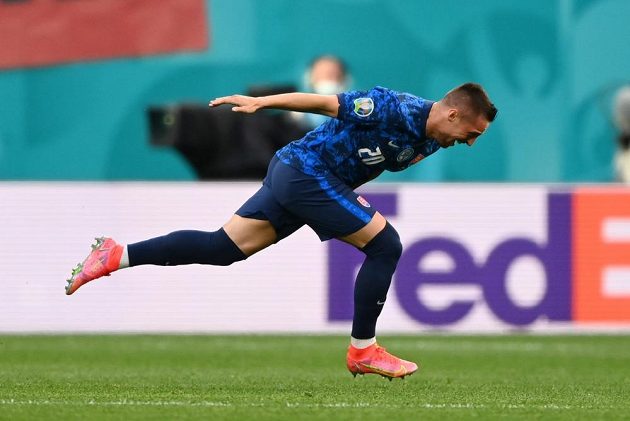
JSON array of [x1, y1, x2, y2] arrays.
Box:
[[443, 83, 497, 122]]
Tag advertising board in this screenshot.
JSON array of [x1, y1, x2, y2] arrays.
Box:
[[1, 183, 628, 332]]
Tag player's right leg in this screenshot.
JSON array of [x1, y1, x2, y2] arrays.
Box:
[[65, 216, 277, 295], [65, 162, 305, 296]]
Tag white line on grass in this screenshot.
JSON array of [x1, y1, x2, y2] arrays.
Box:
[[0, 399, 615, 411], [397, 340, 630, 358], [401, 341, 546, 353]]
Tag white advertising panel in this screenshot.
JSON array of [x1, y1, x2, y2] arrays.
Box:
[[1, 183, 629, 333]]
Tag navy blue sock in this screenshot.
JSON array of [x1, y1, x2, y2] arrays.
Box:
[[127, 229, 247, 267], [351, 222, 402, 339]]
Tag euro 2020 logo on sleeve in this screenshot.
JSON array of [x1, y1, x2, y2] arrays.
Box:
[[353, 98, 374, 117]]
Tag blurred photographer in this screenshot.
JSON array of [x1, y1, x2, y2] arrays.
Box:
[[613, 86, 630, 183]]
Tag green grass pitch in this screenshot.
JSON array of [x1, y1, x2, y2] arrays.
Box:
[[1, 335, 629, 420]]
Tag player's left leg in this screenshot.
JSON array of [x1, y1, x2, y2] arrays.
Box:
[[340, 215, 397, 344], [340, 216, 418, 379], [265, 160, 417, 379]]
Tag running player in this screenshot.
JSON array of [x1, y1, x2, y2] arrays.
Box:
[[66, 83, 497, 380]]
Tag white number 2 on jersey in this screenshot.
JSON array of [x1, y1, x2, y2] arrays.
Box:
[[358, 146, 385, 165]]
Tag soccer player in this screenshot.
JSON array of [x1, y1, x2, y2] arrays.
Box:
[[66, 83, 497, 379]]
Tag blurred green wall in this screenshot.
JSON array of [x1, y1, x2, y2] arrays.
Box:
[[0, 0, 627, 181]]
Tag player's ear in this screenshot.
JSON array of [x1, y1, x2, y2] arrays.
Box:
[[447, 108, 459, 122]]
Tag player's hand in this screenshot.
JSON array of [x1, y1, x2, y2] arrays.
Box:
[[209, 95, 261, 113]]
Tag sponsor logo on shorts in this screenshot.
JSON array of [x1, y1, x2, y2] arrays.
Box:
[[353, 98, 374, 117], [396, 147, 415, 162], [357, 196, 371, 207]]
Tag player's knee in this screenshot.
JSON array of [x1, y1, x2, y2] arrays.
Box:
[[361, 222, 402, 262], [210, 228, 248, 266], [213, 249, 247, 266], [384, 224, 403, 261]]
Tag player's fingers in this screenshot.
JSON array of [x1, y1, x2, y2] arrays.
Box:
[[209, 95, 237, 107], [209, 98, 224, 107], [231, 106, 254, 113]]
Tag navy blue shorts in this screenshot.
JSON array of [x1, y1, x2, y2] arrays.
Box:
[[236, 156, 376, 241]]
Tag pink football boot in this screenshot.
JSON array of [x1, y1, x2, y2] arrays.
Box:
[[347, 343, 419, 380], [65, 237, 123, 295]]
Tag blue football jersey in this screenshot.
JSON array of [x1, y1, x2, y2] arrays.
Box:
[[275, 86, 441, 188]]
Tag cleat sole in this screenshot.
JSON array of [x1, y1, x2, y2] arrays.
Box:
[[349, 364, 419, 380], [65, 262, 84, 295], [91, 237, 105, 251]]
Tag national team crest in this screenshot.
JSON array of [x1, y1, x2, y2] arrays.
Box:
[[396, 147, 415, 162], [357, 195, 371, 207], [353, 98, 374, 117]]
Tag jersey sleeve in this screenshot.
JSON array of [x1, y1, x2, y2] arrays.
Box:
[[336, 86, 401, 126]]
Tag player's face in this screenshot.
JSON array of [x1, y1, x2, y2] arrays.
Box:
[[439, 111, 490, 148]]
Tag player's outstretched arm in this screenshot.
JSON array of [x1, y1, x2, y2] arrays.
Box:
[[209, 92, 339, 117]]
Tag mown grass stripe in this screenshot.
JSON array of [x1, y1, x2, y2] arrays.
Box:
[[1, 399, 617, 410]]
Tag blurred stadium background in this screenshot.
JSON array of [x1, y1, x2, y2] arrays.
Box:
[[2, 0, 630, 182], [2, 0, 630, 418]]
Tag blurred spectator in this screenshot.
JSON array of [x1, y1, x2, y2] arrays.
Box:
[[294, 55, 351, 129], [148, 55, 351, 180], [306, 54, 350, 94], [613, 85, 630, 183]]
